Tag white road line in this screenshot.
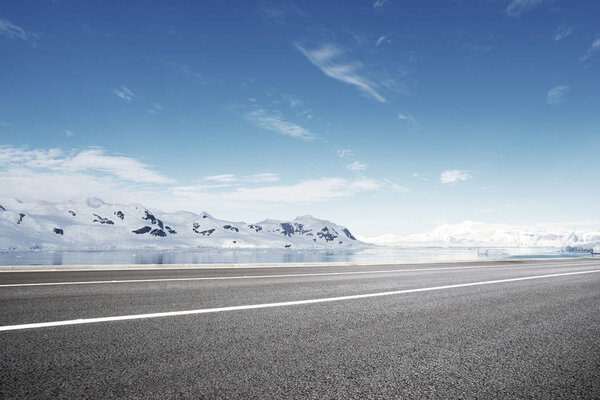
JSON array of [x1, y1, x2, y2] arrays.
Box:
[[0, 261, 595, 288], [1, 257, 595, 273], [1, 269, 598, 332]]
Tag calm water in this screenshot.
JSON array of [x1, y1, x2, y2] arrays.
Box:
[[0, 247, 592, 266]]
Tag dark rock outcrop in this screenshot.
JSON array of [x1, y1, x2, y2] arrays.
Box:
[[294, 223, 312, 235], [248, 224, 262, 232], [93, 214, 114, 225], [196, 228, 215, 236], [150, 228, 166, 237], [132, 226, 152, 234], [114, 211, 125, 220], [223, 225, 239, 232], [280, 222, 294, 237], [17, 213, 25, 224], [317, 227, 338, 242], [143, 211, 163, 229], [53, 228, 64, 235], [342, 228, 356, 240]]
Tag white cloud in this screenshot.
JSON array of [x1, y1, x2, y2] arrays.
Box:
[[554, 25, 573, 41], [440, 170, 472, 184], [203, 173, 280, 184], [581, 38, 600, 61], [506, 0, 544, 17], [295, 43, 386, 102], [0, 18, 39, 44], [172, 177, 398, 205], [397, 113, 414, 121], [347, 161, 367, 171], [373, 0, 389, 10], [337, 149, 354, 158], [0, 146, 173, 184], [546, 85, 569, 105], [246, 108, 317, 141], [244, 173, 280, 183], [212, 178, 393, 204], [64, 130, 75, 137], [203, 174, 237, 183], [0, 146, 407, 214], [113, 86, 134, 102], [383, 178, 410, 192], [376, 35, 390, 47]]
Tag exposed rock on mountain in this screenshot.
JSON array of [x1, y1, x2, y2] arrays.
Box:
[[0, 198, 363, 251]]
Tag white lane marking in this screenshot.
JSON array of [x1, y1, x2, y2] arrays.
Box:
[[1, 269, 599, 332], [0, 261, 595, 288], [1, 257, 595, 273]]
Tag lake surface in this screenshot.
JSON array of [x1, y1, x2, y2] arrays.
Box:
[[0, 247, 593, 266]]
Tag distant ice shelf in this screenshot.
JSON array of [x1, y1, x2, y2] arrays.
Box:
[[359, 220, 600, 253]]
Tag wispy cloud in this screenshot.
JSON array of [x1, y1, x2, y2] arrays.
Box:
[[546, 85, 569, 105], [0, 146, 173, 185], [397, 113, 415, 122], [337, 149, 354, 158], [203, 173, 280, 184], [0, 146, 406, 212], [207, 178, 396, 204], [398, 112, 420, 128], [202, 174, 237, 183], [347, 161, 367, 171], [376, 35, 390, 47], [412, 172, 429, 182], [0, 18, 39, 45], [373, 0, 389, 10], [460, 43, 492, 53], [260, 4, 307, 25], [112, 86, 134, 102], [295, 43, 386, 102], [64, 130, 75, 137], [281, 94, 304, 109], [147, 103, 163, 114], [580, 38, 600, 61], [506, 0, 544, 17], [553, 25, 573, 41], [383, 178, 410, 192], [170, 62, 207, 84], [440, 170, 472, 184], [246, 108, 317, 141], [245, 173, 281, 183]]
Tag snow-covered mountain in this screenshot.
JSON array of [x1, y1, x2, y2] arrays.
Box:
[[360, 221, 600, 251], [0, 198, 364, 251]]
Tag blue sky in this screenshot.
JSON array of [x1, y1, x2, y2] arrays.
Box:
[[1, 0, 599, 236]]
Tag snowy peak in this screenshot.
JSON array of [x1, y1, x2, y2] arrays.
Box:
[[0, 198, 363, 251], [362, 221, 600, 251]]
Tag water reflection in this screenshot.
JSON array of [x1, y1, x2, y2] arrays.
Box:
[[0, 246, 590, 266]]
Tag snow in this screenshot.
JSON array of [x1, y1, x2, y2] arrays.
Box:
[[360, 220, 600, 251], [0, 198, 364, 251]]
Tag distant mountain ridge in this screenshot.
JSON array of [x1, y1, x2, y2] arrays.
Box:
[[0, 198, 363, 251], [361, 221, 600, 252]]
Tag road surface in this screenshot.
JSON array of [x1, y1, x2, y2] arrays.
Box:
[[1, 258, 600, 398]]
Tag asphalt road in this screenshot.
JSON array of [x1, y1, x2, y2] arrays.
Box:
[[1, 258, 600, 399]]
